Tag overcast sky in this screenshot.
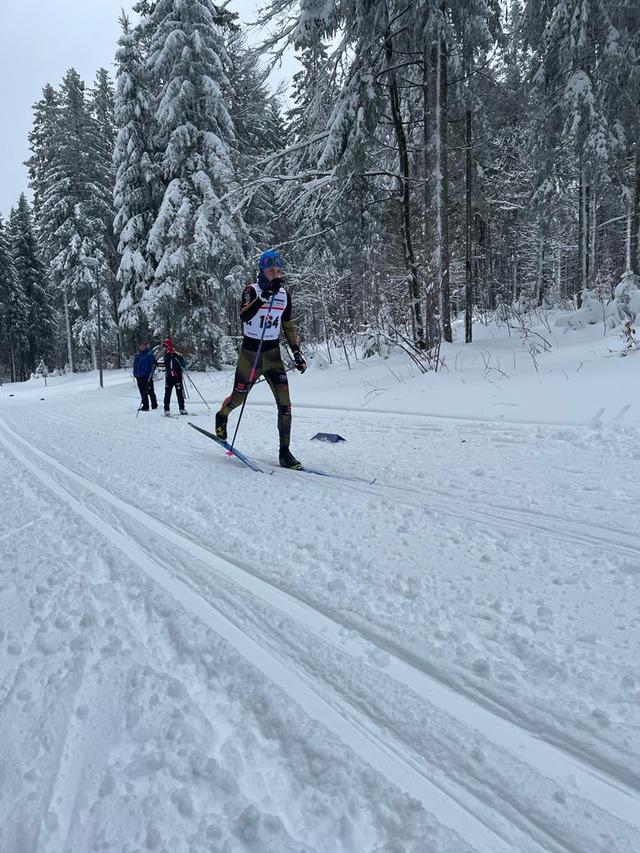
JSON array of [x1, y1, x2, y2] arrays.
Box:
[[0, 0, 295, 215]]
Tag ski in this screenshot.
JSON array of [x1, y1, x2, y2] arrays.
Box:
[[188, 422, 266, 473], [285, 464, 377, 485]]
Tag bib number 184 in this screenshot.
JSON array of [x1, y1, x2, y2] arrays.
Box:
[[259, 314, 279, 329]]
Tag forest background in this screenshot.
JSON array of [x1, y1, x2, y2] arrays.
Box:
[[1, 0, 639, 381]]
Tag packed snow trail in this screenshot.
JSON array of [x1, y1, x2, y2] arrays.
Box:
[[2, 322, 640, 852], [29, 391, 640, 791], [0, 426, 471, 853], [0, 417, 513, 852], [1, 412, 639, 853]]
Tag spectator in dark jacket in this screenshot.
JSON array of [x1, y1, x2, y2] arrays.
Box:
[[161, 338, 187, 415], [133, 342, 157, 411]]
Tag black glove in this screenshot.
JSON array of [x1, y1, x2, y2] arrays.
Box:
[[259, 278, 283, 301], [293, 349, 307, 373]]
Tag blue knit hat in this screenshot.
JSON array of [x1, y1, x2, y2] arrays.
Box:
[[258, 249, 285, 270]]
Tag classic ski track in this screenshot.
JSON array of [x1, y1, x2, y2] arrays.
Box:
[[0, 419, 520, 853], [40, 409, 195, 459], [0, 446, 614, 853], [38, 669, 107, 853], [243, 398, 632, 429], [267, 468, 640, 788], [3, 411, 639, 792], [1, 417, 638, 851], [43, 403, 638, 556], [276, 466, 640, 558], [278, 408, 639, 550], [13, 403, 640, 768]]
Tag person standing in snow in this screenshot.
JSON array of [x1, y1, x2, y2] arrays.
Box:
[[133, 341, 158, 411], [215, 249, 307, 469], [161, 338, 187, 416]]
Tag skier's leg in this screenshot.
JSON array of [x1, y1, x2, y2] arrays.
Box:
[[148, 379, 158, 409], [164, 377, 173, 412], [219, 350, 260, 416], [216, 350, 261, 440], [176, 379, 186, 413], [263, 353, 292, 450], [136, 377, 149, 410]]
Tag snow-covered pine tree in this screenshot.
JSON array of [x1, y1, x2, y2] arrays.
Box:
[[90, 68, 123, 365], [525, 0, 625, 304], [276, 40, 378, 352], [8, 195, 55, 375], [476, 0, 536, 309], [256, 0, 453, 350], [0, 214, 29, 382], [113, 13, 161, 341], [37, 68, 116, 369], [25, 84, 60, 260], [226, 30, 282, 252], [144, 0, 248, 360]]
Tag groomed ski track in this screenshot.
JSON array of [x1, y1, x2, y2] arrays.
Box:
[[1, 411, 638, 853]]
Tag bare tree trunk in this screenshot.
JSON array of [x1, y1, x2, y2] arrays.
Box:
[[385, 25, 424, 346], [63, 286, 75, 372], [440, 16, 452, 343], [430, 9, 452, 343], [423, 46, 438, 347], [576, 164, 589, 307], [631, 149, 640, 275], [589, 187, 597, 286], [536, 232, 545, 306], [465, 106, 473, 343]]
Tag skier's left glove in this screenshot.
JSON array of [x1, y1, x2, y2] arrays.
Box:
[[292, 349, 307, 373]]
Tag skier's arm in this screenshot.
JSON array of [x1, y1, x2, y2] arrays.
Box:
[[281, 291, 300, 351], [239, 285, 265, 323]]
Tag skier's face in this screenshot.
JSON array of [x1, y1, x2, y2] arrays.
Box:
[[264, 266, 283, 280]]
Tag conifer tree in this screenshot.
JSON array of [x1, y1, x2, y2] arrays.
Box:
[[37, 69, 115, 366], [144, 0, 248, 357], [8, 195, 55, 374], [25, 84, 61, 258], [0, 214, 29, 381], [113, 13, 161, 337]]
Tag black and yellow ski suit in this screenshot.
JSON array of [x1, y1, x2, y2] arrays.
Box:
[[220, 282, 302, 448]]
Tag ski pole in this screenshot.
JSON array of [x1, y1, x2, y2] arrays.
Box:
[[184, 370, 211, 411], [228, 292, 276, 453]]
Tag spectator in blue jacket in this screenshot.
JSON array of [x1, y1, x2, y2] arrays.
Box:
[[133, 341, 157, 411]]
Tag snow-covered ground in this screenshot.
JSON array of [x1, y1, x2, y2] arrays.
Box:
[[1, 316, 639, 853]]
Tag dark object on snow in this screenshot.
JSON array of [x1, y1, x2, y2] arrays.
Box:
[[310, 432, 346, 443]]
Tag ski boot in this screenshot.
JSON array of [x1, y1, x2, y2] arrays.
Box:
[[215, 411, 228, 440], [279, 447, 302, 470], [179, 409, 188, 415]]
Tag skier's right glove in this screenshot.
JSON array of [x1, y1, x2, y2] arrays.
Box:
[[259, 279, 282, 301]]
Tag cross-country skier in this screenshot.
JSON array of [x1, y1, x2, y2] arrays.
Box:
[[215, 249, 307, 468], [133, 341, 158, 411], [161, 338, 187, 416]]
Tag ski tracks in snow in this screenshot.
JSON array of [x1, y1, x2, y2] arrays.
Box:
[[1, 414, 638, 853]]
